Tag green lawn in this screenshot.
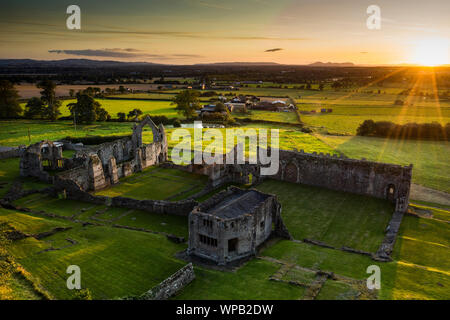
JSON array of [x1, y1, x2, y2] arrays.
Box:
[[256, 179, 393, 252], [2, 209, 187, 300], [95, 166, 208, 200], [262, 238, 450, 300], [174, 259, 306, 300], [0, 157, 50, 198], [317, 135, 450, 193]]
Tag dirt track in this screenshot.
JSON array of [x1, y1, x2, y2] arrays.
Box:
[[410, 184, 450, 206]]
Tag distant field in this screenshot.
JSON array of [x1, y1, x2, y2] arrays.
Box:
[[294, 87, 450, 134], [256, 179, 394, 252], [19, 99, 178, 119], [316, 135, 450, 193], [233, 110, 299, 124]]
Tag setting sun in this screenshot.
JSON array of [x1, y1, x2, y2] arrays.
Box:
[[411, 38, 449, 66]]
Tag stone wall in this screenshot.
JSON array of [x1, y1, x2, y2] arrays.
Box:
[[111, 196, 197, 216], [202, 147, 412, 213], [0, 146, 24, 159], [272, 149, 412, 212], [140, 263, 195, 300]]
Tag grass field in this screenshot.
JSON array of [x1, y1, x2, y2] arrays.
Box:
[[233, 110, 299, 124], [316, 135, 450, 193], [94, 166, 208, 200], [20, 99, 178, 119], [256, 179, 394, 252], [1, 210, 187, 299]]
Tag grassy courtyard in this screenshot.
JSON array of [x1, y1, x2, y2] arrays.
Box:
[[94, 166, 208, 201], [256, 179, 394, 253]]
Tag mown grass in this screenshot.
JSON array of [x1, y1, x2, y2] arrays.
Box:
[[393, 215, 449, 272], [14, 193, 96, 218], [316, 280, 359, 300], [317, 135, 450, 193], [261, 239, 450, 300], [256, 179, 393, 252], [0, 157, 50, 198], [94, 166, 208, 200], [174, 259, 306, 300], [2, 209, 187, 299]]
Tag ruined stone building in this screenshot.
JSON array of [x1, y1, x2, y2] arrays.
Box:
[[20, 116, 168, 193], [20, 141, 67, 182], [188, 186, 290, 265], [187, 146, 412, 214]]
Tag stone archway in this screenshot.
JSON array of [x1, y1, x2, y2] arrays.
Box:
[[386, 184, 396, 202], [284, 162, 298, 183], [132, 115, 161, 148]]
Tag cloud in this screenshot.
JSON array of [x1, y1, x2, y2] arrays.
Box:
[[360, 51, 368, 54], [48, 48, 203, 60], [265, 48, 283, 52]]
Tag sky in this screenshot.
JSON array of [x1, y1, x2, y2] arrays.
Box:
[[0, 0, 449, 65]]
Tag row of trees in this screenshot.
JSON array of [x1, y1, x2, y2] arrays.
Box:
[[356, 120, 449, 141], [0, 79, 62, 120]]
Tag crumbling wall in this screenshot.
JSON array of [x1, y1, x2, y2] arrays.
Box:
[[205, 147, 412, 213], [271, 150, 412, 212], [111, 196, 197, 216], [140, 263, 195, 300]]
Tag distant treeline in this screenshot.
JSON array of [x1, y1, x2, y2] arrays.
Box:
[[356, 120, 449, 141]]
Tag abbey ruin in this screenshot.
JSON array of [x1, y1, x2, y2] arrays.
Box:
[[17, 115, 412, 264]]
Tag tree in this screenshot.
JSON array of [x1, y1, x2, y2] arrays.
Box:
[[214, 102, 227, 113], [0, 80, 22, 118], [127, 108, 143, 120], [117, 112, 126, 122], [24, 97, 45, 119], [67, 93, 109, 124], [356, 119, 376, 136], [172, 90, 200, 119], [118, 86, 126, 94], [37, 80, 61, 121]]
